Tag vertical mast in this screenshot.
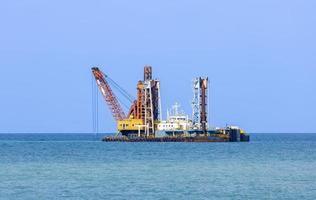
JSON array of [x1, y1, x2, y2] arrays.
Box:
[[200, 78, 208, 133]]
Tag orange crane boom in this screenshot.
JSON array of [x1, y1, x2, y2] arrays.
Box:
[[91, 67, 126, 121]]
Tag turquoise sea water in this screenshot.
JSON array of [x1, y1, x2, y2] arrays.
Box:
[[0, 133, 315, 200]]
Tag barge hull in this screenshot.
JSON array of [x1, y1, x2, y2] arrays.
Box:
[[103, 136, 230, 142]]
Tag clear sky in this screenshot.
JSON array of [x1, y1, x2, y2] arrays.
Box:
[[0, 0, 315, 133]]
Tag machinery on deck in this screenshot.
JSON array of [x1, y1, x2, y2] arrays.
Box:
[[92, 66, 161, 138]]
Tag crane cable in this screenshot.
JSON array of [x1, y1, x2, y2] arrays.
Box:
[[96, 81, 99, 133], [103, 73, 135, 103], [102, 72, 135, 113], [91, 74, 95, 133], [91, 73, 99, 134]]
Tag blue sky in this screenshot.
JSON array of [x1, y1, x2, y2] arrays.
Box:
[[0, 0, 315, 133]]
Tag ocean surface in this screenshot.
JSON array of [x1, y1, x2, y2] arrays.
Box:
[[0, 133, 315, 200]]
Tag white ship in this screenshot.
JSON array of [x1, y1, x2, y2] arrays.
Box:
[[157, 103, 193, 136]]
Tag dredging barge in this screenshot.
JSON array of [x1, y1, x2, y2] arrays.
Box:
[[103, 131, 250, 143], [92, 66, 250, 142]]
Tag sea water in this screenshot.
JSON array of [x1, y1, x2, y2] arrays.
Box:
[[0, 133, 315, 200]]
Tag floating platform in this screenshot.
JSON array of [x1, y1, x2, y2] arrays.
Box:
[[103, 134, 249, 143]]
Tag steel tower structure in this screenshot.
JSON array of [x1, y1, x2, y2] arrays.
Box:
[[143, 66, 162, 137], [192, 77, 209, 133]]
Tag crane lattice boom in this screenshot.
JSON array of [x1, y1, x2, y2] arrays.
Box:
[[91, 67, 126, 121]]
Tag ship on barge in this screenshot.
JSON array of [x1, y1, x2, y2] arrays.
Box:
[[92, 66, 250, 142]]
